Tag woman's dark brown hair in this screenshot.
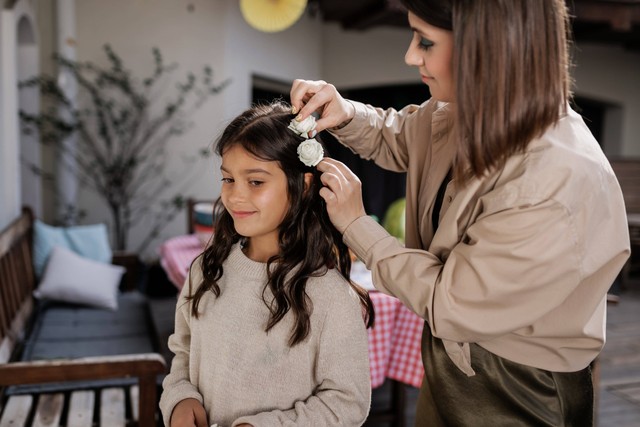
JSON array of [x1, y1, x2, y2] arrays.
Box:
[[401, 0, 572, 181], [188, 101, 374, 346]]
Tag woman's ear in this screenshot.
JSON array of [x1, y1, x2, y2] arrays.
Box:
[[303, 172, 314, 194]]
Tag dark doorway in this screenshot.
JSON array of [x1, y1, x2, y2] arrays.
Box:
[[251, 75, 430, 221], [326, 83, 430, 221]]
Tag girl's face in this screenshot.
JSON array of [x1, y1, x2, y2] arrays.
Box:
[[220, 144, 289, 262], [404, 11, 455, 102]]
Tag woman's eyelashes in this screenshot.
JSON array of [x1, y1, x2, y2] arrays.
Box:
[[418, 36, 434, 50]]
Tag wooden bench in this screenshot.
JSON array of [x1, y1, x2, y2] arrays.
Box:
[[610, 158, 640, 285], [0, 208, 166, 427]]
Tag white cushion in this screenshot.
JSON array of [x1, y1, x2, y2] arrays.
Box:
[[34, 246, 125, 310]]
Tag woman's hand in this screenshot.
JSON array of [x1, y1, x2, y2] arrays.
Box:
[[170, 398, 208, 427], [317, 158, 367, 233], [290, 79, 355, 132]]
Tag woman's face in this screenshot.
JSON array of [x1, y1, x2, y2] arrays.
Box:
[[220, 144, 289, 261], [404, 11, 455, 102]]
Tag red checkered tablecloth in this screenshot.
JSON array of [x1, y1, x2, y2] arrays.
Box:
[[159, 234, 425, 389], [159, 235, 204, 288]]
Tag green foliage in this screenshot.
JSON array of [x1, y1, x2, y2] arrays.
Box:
[[20, 44, 229, 252]]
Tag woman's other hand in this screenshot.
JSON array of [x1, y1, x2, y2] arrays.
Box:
[[317, 158, 367, 233], [170, 398, 208, 427], [290, 79, 355, 132]]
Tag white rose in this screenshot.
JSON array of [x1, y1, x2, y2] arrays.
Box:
[[297, 138, 324, 167], [288, 115, 317, 138]]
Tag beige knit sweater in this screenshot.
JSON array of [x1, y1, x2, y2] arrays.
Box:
[[160, 244, 371, 427]]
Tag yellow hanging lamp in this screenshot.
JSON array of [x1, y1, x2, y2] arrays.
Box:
[[240, 0, 308, 33]]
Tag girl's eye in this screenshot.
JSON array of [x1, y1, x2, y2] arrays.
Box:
[[249, 180, 263, 187], [221, 177, 233, 184], [418, 36, 434, 51]]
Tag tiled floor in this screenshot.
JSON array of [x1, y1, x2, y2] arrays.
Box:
[[596, 279, 640, 426]]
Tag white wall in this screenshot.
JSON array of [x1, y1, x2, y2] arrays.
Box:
[[0, 8, 20, 231], [17, 15, 41, 217], [221, 1, 323, 121], [66, 0, 323, 257], [0, 0, 38, 231], [322, 22, 417, 88]]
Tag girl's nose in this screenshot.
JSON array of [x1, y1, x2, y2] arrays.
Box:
[[225, 185, 246, 204]]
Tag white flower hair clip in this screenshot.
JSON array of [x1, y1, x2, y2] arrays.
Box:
[[288, 115, 317, 139], [289, 115, 324, 167]]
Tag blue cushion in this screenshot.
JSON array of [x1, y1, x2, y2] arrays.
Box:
[[33, 220, 112, 279]]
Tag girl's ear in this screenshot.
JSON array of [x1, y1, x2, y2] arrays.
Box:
[[303, 172, 314, 194]]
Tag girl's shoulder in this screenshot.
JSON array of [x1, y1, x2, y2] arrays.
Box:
[[304, 268, 362, 308]]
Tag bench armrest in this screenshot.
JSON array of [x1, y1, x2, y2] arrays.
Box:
[[0, 353, 166, 427]]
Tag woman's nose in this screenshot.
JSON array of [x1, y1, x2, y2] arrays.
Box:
[[405, 43, 423, 67]]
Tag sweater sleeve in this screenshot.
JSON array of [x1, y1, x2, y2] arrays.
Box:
[[159, 271, 204, 427], [231, 289, 371, 427]]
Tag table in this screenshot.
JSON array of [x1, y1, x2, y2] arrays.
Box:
[[159, 234, 425, 389]]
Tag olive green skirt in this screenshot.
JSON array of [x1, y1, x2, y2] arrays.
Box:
[[416, 328, 594, 426]]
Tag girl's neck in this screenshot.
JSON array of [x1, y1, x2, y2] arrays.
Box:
[[242, 237, 279, 263]]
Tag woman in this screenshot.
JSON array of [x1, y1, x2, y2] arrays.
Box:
[[290, 0, 630, 425]]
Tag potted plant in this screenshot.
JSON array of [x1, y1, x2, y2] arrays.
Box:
[[20, 44, 229, 255]]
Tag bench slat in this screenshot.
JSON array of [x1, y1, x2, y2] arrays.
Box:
[[0, 394, 32, 427], [100, 388, 126, 427], [130, 385, 140, 421], [31, 393, 64, 427], [67, 390, 94, 427]]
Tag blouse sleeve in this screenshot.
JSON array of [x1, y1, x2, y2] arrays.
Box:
[[159, 269, 204, 427], [231, 289, 371, 427], [343, 199, 597, 343], [328, 100, 428, 173]]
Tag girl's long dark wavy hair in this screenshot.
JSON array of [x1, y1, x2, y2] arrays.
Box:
[[188, 101, 374, 346]]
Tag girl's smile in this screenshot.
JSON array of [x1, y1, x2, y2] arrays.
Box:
[[229, 210, 256, 219]]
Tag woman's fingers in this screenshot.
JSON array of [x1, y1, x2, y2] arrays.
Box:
[[290, 79, 326, 116], [317, 158, 366, 233], [318, 158, 348, 195], [289, 80, 353, 132]]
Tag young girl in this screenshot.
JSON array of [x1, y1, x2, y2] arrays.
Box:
[[159, 101, 374, 427]]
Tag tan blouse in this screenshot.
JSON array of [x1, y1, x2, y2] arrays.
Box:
[[331, 99, 630, 376]]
